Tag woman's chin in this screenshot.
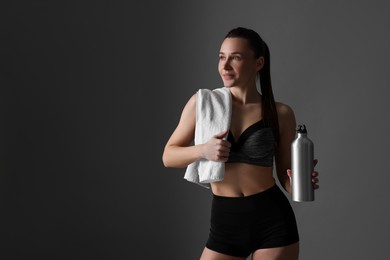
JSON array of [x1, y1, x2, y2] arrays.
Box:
[[222, 81, 235, 88]]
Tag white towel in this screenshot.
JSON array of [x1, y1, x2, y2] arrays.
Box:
[[184, 87, 232, 188]]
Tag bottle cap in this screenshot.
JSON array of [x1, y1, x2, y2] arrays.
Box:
[[296, 124, 307, 134]]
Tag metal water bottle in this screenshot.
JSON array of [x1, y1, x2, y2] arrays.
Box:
[[291, 124, 314, 202]]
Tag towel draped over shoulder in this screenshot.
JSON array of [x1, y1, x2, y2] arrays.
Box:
[[184, 87, 232, 188]]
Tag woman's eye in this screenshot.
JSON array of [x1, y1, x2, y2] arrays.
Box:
[[219, 56, 226, 61], [233, 56, 241, 61]]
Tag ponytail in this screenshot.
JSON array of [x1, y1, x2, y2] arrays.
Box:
[[259, 42, 280, 144]]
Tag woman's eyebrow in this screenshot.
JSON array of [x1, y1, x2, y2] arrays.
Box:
[[219, 52, 244, 55]]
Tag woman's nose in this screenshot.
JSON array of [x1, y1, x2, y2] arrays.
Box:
[[222, 59, 232, 70]]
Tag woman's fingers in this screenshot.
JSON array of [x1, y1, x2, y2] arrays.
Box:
[[288, 169, 319, 190], [312, 171, 319, 189], [314, 159, 318, 167]]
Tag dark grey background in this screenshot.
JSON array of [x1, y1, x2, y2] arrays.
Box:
[[1, 1, 389, 259]]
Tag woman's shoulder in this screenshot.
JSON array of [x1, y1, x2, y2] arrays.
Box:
[[184, 93, 196, 110], [184, 87, 227, 111], [275, 101, 295, 118], [275, 101, 296, 132]]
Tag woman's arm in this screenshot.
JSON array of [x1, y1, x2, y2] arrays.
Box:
[[162, 94, 201, 168], [274, 102, 297, 193], [162, 93, 231, 168]]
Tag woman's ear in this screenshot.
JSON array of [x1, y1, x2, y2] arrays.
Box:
[[256, 56, 265, 72]]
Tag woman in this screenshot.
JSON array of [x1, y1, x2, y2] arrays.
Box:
[[162, 27, 319, 260]]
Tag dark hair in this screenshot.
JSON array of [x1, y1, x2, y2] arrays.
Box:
[[225, 27, 280, 144]]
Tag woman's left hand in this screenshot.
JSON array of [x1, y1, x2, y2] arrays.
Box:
[[287, 159, 319, 190]]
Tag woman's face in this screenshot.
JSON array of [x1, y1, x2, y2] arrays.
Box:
[[218, 37, 263, 88]]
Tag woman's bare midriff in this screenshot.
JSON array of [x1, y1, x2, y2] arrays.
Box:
[[210, 163, 276, 197]]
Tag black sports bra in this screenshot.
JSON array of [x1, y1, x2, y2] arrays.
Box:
[[226, 120, 276, 167]]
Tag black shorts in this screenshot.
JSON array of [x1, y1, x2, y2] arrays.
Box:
[[206, 184, 299, 257]]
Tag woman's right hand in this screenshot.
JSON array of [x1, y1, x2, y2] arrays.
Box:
[[200, 130, 231, 162]]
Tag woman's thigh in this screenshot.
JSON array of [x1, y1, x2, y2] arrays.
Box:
[[200, 247, 247, 260], [251, 242, 299, 260]]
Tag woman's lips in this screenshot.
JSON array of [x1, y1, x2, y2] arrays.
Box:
[[222, 74, 234, 79]]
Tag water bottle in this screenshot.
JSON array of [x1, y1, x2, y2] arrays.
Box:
[[291, 124, 314, 202]]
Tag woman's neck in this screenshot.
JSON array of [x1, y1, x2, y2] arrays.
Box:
[[229, 85, 261, 105]]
